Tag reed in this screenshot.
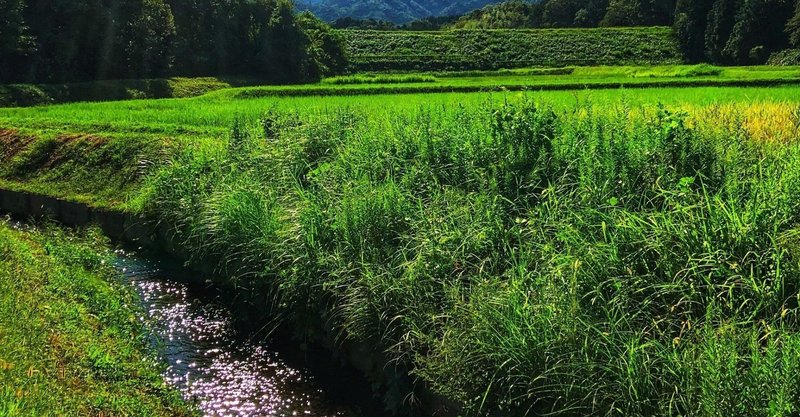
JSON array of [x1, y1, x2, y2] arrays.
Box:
[[137, 100, 800, 416]]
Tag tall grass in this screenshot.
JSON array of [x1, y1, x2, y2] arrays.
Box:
[[322, 74, 438, 85], [93, 99, 800, 415]]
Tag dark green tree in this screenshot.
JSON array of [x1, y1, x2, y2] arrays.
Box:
[[21, 0, 108, 81], [601, 0, 675, 26], [574, 0, 610, 26], [258, 0, 314, 83], [298, 12, 349, 77], [788, 0, 800, 46], [451, 1, 539, 29], [723, 0, 793, 63], [114, 0, 176, 78], [705, 0, 740, 63], [166, 0, 250, 76], [674, 0, 715, 62], [15, 0, 175, 81], [0, 0, 34, 82], [543, 0, 587, 27]]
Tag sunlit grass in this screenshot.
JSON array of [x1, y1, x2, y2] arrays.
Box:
[[0, 223, 195, 416], [4, 85, 800, 416], [3, 83, 800, 141], [131, 101, 800, 415]]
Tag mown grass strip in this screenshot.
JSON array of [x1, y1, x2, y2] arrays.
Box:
[[0, 222, 195, 416]]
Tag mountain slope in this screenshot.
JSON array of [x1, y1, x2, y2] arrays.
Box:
[[299, 0, 508, 23]]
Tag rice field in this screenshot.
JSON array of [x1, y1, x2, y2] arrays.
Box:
[[3, 64, 800, 108], [3, 78, 800, 140], [3, 77, 800, 416]]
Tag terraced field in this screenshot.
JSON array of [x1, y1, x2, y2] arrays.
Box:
[[5, 65, 800, 108], [339, 27, 683, 71], [5, 67, 800, 416]]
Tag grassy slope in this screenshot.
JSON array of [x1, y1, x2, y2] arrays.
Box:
[[0, 129, 171, 209], [0, 222, 195, 416], [339, 27, 683, 71], [0, 77, 260, 108]]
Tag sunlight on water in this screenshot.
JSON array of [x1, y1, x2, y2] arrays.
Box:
[[115, 255, 353, 417]]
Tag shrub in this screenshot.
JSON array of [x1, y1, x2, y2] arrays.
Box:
[[768, 49, 800, 66]]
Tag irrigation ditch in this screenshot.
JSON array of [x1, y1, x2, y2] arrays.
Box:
[[0, 187, 460, 417]]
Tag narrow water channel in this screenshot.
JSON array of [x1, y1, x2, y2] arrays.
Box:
[[113, 252, 359, 417]]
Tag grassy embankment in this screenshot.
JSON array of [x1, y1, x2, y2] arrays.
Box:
[[3, 88, 800, 415], [0, 77, 259, 108], [338, 27, 683, 71], [0, 222, 195, 416]]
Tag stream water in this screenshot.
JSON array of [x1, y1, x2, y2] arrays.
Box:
[[113, 253, 360, 417]]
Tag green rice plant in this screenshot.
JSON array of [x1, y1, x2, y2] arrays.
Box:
[[433, 67, 576, 78]]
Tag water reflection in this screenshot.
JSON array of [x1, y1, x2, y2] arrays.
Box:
[[116, 255, 354, 417]]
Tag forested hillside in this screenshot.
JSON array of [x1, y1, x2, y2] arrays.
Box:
[[0, 0, 347, 84], [450, 0, 800, 65]]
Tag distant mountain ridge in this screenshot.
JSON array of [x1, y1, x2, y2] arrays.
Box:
[[298, 0, 508, 23]]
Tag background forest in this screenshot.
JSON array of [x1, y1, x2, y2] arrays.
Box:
[[448, 0, 800, 65], [332, 0, 800, 66], [0, 0, 346, 83], [2, 0, 800, 83]]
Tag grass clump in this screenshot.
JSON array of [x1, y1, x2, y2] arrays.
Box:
[[323, 74, 437, 85], [132, 99, 800, 416], [0, 222, 195, 417], [632, 64, 724, 78], [433, 67, 576, 77]]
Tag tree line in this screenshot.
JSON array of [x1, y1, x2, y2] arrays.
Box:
[[0, 0, 347, 84], [451, 0, 800, 64]]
